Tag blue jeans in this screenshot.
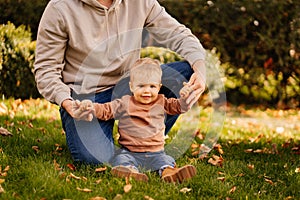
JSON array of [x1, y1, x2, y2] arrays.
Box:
[[60, 61, 193, 164], [111, 148, 176, 172]]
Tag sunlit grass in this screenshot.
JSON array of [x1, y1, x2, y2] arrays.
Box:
[[0, 99, 299, 199]]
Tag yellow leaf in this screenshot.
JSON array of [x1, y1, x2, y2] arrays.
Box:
[[295, 167, 300, 173], [0, 179, 5, 184], [124, 184, 132, 193]]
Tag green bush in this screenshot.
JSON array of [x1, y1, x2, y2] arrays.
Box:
[[0, 0, 50, 39], [159, 0, 300, 107], [0, 22, 39, 99]]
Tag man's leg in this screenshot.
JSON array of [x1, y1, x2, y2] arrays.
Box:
[[60, 88, 115, 164]]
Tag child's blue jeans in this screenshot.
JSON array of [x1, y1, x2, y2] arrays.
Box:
[[111, 148, 176, 172], [59, 61, 193, 164]]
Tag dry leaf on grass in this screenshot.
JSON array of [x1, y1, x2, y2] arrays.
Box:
[[180, 187, 192, 193], [0, 179, 5, 184], [113, 194, 123, 200], [0, 127, 12, 136], [76, 187, 92, 192], [144, 195, 154, 200], [95, 167, 107, 173], [208, 155, 224, 167], [90, 196, 107, 200], [295, 167, 300, 173], [69, 173, 81, 180], [229, 186, 236, 194], [0, 184, 5, 194], [124, 184, 132, 193], [67, 163, 76, 171]]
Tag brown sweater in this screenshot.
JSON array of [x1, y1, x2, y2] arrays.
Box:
[[94, 94, 188, 152]]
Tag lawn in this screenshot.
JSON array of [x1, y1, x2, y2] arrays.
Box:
[[0, 99, 299, 200]]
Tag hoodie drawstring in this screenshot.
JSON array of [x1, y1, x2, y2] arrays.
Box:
[[104, 9, 110, 57], [114, 8, 124, 58]]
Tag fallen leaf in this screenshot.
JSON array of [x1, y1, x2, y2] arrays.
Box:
[[244, 149, 253, 153], [0, 127, 13, 136], [76, 187, 92, 192], [247, 164, 254, 170], [67, 163, 76, 171], [123, 184, 132, 193], [180, 187, 192, 193], [32, 146, 39, 153], [144, 195, 154, 200], [90, 197, 107, 200], [264, 178, 273, 185], [3, 166, 10, 172], [229, 186, 236, 194], [208, 155, 224, 167], [0, 185, 5, 193], [217, 177, 225, 182], [95, 166, 107, 173], [0, 102, 8, 114], [53, 159, 62, 171], [69, 173, 81, 180], [113, 194, 123, 200], [95, 179, 102, 184], [253, 149, 263, 153], [0, 179, 5, 184], [295, 167, 300, 173]]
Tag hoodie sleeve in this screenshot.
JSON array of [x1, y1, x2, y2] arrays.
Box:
[[34, 1, 71, 106], [144, 0, 206, 66]]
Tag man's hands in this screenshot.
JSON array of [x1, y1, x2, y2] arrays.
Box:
[[185, 59, 206, 108], [62, 99, 94, 121]]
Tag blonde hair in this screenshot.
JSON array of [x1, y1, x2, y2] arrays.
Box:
[[130, 58, 162, 82]]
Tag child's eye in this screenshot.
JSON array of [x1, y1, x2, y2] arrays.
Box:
[[150, 85, 157, 88]]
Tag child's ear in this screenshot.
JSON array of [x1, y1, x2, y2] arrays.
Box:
[[129, 82, 134, 93]]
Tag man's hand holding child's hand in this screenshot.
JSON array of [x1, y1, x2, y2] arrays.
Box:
[[72, 99, 94, 121], [179, 82, 194, 110]]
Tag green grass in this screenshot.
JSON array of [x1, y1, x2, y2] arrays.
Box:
[[0, 99, 299, 200]]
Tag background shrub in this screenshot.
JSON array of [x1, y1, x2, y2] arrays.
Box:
[[158, 0, 300, 107], [0, 22, 39, 99], [1, 0, 299, 107]]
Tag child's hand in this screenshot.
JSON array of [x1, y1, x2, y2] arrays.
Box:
[[72, 99, 94, 121], [179, 82, 193, 99]]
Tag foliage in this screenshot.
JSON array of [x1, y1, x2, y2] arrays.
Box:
[[0, 22, 39, 99], [0, 0, 50, 39], [159, 0, 300, 107], [0, 99, 299, 199]]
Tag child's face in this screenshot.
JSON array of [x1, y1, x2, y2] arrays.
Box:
[[129, 76, 162, 104]]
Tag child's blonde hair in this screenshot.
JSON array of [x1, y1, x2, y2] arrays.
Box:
[[130, 58, 162, 83]]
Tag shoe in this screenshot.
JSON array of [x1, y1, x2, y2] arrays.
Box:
[[111, 165, 148, 182], [161, 165, 196, 183]]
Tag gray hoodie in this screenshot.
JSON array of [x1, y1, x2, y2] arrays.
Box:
[[34, 0, 205, 106]]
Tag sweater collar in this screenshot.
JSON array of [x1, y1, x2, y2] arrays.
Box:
[[80, 0, 122, 13]]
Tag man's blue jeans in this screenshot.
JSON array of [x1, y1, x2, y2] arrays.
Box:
[[59, 61, 193, 164]]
